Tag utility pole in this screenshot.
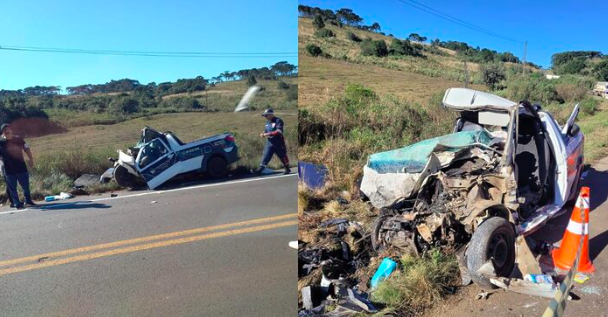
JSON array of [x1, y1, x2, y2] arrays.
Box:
[[464, 60, 469, 88], [523, 41, 527, 74]]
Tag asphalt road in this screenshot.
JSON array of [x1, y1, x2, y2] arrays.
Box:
[[0, 173, 298, 317], [429, 157, 608, 316]]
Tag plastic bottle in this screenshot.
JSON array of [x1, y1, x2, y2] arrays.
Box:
[[371, 258, 397, 289]]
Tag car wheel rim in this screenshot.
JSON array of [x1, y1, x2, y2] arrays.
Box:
[[488, 233, 508, 270]]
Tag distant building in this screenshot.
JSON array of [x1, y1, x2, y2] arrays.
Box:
[[545, 74, 561, 80]]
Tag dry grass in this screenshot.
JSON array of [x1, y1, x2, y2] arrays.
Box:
[[299, 55, 485, 108], [372, 250, 460, 316]]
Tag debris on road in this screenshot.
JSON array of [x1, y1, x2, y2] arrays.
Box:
[[151, 201, 157, 204], [579, 285, 601, 295], [74, 174, 101, 188], [45, 192, 73, 202], [475, 290, 491, 300], [574, 273, 590, 284], [490, 277, 558, 298], [289, 241, 299, 249]]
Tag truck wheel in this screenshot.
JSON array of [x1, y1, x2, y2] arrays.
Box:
[[466, 217, 515, 290], [207, 156, 228, 179], [114, 165, 136, 188]]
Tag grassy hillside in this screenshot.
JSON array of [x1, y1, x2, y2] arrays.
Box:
[[299, 17, 490, 107], [45, 77, 298, 128]]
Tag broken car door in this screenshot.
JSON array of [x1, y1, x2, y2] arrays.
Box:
[[135, 138, 181, 189]]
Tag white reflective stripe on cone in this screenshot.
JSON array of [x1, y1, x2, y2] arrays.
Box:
[[566, 221, 589, 235], [576, 196, 590, 209]]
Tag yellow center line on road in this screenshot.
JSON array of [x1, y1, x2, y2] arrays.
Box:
[[0, 213, 296, 268], [0, 220, 297, 277]]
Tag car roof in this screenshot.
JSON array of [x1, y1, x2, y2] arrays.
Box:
[[443, 88, 518, 111]]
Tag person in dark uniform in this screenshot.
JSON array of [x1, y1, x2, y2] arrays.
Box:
[[0, 124, 36, 209], [256, 108, 291, 174]]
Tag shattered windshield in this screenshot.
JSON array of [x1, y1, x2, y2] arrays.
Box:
[[138, 139, 168, 169]]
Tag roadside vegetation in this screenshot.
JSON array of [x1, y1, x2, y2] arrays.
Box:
[[298, 5, 608, 316]]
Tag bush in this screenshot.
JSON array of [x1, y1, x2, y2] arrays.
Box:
[[346, 31, 361, 42], [277, 81, 290, 90], [389, 39, 422, 57], [247, 75, 257, 86], [593, 59, 608, 81], [481, 63, 506, 90], [287, 84, 298, 101], [504, 73, 561, 104], [306, 44, 323, 57], [109, 97, 140, 114], [580, 98, 598, 115], [557, 59, 587, 75], [161, 97, 204, 110], [314, 28, 334, 38], [312, 15, 325, 29], [360, 39, 388, 57]]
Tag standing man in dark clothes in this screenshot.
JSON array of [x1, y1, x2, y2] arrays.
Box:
[[0, 124, 36, 209], [256, 108, 291, 174]]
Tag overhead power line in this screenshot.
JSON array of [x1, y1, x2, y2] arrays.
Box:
[[0, 45, 297, 58], [395, 0, 523, 44]]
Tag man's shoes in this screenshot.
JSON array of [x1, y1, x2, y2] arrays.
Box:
[[9, 204, 15, 208], [25, 201, 37, 207], [284, 167, 291, 175], [254, 166, 265, 175], [15, 205, 25, 210]]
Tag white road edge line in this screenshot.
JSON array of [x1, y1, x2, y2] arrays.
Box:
[[0, 173, 297, 216]]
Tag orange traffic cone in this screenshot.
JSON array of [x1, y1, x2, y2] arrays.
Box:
[[552, 186, 595, 273]]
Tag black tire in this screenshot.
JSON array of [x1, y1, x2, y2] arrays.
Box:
[[466, 217, 516, 289], [207, 156, 228, 179], [113, 165, 137, 188]]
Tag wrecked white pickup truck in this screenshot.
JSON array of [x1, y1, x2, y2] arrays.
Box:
[[361, 88, 584, 288], [110, 127, 239, 189]]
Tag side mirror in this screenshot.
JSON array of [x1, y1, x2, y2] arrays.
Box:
[[569, 123, 580, 136]]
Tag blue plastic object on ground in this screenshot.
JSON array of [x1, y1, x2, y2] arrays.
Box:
[[298, 161, 328, 189], [371, 258, 397, 289]]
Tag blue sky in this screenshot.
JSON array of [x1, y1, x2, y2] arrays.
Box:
[[300, 0, 607, 69], [0, 0, 297, 90]]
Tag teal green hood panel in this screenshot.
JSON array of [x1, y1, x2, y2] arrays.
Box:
[[367, 130, 493, 173]]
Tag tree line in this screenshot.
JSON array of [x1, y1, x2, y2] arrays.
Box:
[[551, 51, 608, 80], [299, 5, 383, 33], [300, 5, 536, 69], [0, 61, 297, 98]]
